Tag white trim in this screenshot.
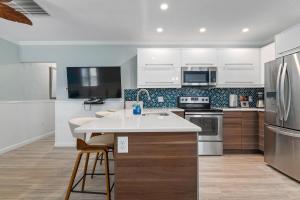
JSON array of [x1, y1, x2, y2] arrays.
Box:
[[0, 131, 54, 155], [17, 40, 262, 47]]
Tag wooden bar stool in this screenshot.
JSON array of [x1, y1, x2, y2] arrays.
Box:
[[91, 111, 116, 178], [65, 117, 114, 200]]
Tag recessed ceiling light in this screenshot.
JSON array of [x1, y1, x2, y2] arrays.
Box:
[[199, 27, 207, 33], [242, 28, 250, 33], [156, 27, 164, 33], [160, 3, 169, 10]]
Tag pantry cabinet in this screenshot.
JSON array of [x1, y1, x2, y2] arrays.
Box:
[[137, 48, 181, 88], [217, 48, 261, 87], [181, 48, 218, 67]]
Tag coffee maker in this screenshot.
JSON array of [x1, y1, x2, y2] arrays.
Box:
[[256, 92, 264, 108]]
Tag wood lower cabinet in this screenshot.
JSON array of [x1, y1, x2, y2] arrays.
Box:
[[223, 112, 242, 150], [224, 111, 260, 153], [114, 132, 197, 200], [258, 112, 265, 151], [242, 112, 258, 150]]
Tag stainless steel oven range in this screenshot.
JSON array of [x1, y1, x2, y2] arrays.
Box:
[[178, 96, 223, 155]]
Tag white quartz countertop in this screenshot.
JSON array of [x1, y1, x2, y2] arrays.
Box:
[[75, 109, 201, 135], [218, 107, 265, 112]]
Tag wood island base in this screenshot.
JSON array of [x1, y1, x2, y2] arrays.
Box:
[[114, 132, 198, 200]]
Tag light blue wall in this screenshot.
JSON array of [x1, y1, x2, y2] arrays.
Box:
[[0, 38, 20, 64], [19, 45, 138, 100]]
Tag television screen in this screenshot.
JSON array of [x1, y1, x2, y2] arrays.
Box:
[[67, 67, 122, 99]]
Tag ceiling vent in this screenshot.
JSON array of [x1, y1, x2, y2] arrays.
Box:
[[9, 0, 49, 16]]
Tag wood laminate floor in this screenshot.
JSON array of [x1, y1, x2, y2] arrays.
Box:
[[0, 135, 299, 200]]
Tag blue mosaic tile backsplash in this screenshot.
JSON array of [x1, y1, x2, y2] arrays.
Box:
[[124, 88, 264, 108]]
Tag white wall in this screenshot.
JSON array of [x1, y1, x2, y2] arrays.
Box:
[[0, 38, 19, 65], [19, 45, 138, 146], [55, 100, 123, 146], [0, 62, 55, 153], [0, 100, 54, 154]]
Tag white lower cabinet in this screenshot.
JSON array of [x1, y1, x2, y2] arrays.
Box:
[[217, 48, 261, 87]]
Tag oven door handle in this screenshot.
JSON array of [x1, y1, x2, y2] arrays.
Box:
[[185, 112, 224, 116]]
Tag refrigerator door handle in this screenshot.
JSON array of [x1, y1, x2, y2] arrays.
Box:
[[276, 63, 283, 121], [267, 125, 300, 138], [280, 62, 291, 121], [285, 65, 292, 121]]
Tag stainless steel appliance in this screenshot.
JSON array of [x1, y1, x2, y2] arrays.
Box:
[[178, 97, 223, 155], [256, 92, 264, 108], [264, 52, 300, 181], [181, 67, 217, 86], [229, 94, 238, 108]]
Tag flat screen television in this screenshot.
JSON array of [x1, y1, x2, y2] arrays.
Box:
[[67, 66, 122, 99]]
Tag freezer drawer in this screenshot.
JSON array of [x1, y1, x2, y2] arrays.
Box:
[[264, 125, 300, 181]]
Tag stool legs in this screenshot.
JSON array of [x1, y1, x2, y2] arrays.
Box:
[[91, 152, 100, 179], [104, 150, 111, 200], [81, 153, 90, 191], [65, 152, 83, 200]]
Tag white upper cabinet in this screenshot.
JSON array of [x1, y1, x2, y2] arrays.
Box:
[[260, 43, 276, 85], [138, 48, 181, 67], [181, 48, 218, 67], [137, 48, 181, 88], [217, 48, 261, 87], [275, 23, 300, 58]]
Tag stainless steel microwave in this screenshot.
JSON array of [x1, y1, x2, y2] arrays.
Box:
[[181, 67, 217, 86]]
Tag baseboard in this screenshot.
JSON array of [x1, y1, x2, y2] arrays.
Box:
[[224, 149, 262, 154], [0, 131, 54, 155]]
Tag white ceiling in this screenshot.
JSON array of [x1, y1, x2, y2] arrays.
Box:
[[1, 0, 300, 46]]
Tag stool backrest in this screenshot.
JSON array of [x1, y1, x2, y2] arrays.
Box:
[[68, 117, 97, 139]]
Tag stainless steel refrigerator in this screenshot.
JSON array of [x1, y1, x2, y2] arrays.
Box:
[[265, 52, 300, 181]]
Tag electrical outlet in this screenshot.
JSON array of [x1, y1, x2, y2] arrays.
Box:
[[158, 96, 164, 103], [117, 136, 128, 153]]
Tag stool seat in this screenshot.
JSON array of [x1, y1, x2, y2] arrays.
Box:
[[88, 134, 114, 147], [95, 111, 112, 118]]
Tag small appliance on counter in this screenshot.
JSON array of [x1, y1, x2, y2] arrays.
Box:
[[256, 92, 265, 108], [229, 94, 238, 108], [240, 96, 249, 108], [178, 96, 223, 156]]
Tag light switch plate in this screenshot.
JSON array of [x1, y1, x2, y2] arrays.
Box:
[[117, 136, 128, 153], [158, 96, 164, 103]]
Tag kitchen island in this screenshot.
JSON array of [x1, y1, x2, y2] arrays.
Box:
[[75, 109, 201, 200]]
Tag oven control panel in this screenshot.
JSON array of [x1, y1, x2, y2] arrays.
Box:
[[179, 97, 209, 104]]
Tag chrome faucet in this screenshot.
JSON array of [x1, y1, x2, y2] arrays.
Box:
[[136, 89, 151, 102]]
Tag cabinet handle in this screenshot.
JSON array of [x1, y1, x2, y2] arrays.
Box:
[[145, 64, 174, 66], [225, 63, 253, 66], [145, 81, 175, 84], [225, 81, 254, 84], [185, 63, 215, 66]]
